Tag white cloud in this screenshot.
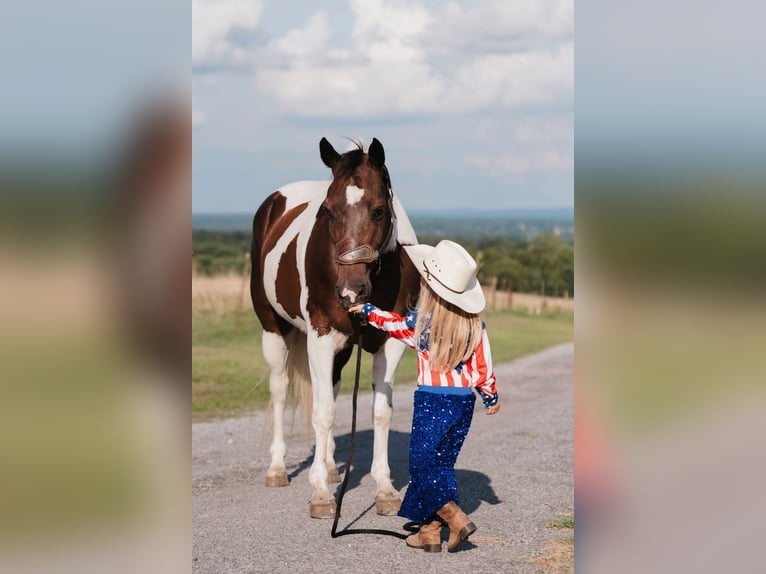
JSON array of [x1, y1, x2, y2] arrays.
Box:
[[465, 148, 573, 175], [255, 43, 571, 117], [192, 0, 263, 67], [247, 0, 572, 118], [350, 0, 433, 60], [431, 0, 573, 52], [266, 11, 333, 66], [193, 0, 573, 126]]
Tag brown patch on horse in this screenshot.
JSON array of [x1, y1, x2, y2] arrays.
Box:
[[363, 245, 421, 354], [250, 193, 306, 336], [276, 236, 301, 320], [305, 219, 342, 337]]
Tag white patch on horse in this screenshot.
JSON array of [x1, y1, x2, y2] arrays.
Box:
[[370, 338, 407, 499], [263, 195, 323, 331], [262, 331, 289, 478], [306, 328, 349, 498], [278, 180, 330, 211], [345, 185, 365, 206], [391, 192, 418, 247]]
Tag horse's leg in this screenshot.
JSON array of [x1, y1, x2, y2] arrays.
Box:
[[306, 331, 343, 518], [326, 344, 352, 484], [371, 337, 407, 515], [262, 330, 290, 487]]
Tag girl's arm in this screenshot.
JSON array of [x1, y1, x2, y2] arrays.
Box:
[[472, 327, 499, 411], [349, 303, 417, 348]]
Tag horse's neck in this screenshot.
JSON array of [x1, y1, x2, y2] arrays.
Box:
[[391, 193, 418, 246]]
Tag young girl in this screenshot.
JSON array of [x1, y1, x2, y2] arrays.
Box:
[[350, 239, 501, 553]]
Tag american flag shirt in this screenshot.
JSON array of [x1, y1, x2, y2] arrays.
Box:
[[360, 303, 499, 408]]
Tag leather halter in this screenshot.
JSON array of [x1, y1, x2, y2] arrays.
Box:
[[332, 191, 394, 266], [335, 238, 380, 265]]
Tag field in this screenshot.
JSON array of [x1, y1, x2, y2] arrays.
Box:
[[192, 274, 574, 421]]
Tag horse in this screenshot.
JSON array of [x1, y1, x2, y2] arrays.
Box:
[[250, 137, 421, 518]]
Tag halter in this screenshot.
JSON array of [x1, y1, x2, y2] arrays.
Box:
[[335, 238, 380, 265], [332, 190, 394, 268]]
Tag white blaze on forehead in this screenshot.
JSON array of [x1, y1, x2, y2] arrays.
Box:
[[345, 185, 365, 206]]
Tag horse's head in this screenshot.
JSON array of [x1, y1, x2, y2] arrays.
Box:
[[319, 137, 396, 310]]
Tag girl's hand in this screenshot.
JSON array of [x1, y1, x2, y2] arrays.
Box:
[[348, 304, 364, 314], [485, 401, 501, 415]]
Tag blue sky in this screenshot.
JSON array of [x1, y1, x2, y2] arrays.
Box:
[[192, 0, 573, 214]]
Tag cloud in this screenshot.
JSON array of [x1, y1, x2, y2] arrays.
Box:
[[265, 11, 334, 66], [430, 0, 573, 54], [465, 148, 573, 175], [350, 0, 433, 58], [247, 1, 572, 118], [192, 0, 263, 67]]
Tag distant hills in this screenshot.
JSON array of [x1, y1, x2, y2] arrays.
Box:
[[192, 207, 574, 241]]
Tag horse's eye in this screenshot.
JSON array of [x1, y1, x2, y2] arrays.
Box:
[[371, 207, 386, 221], [323, 205, 336, 221]]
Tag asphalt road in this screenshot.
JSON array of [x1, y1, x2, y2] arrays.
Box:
[[192, 342, 573, 573]]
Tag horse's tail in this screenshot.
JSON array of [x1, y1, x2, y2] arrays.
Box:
[[286, 330, 313, 444]]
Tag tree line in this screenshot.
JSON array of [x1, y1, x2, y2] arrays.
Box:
[[192, 230, 574, 298]]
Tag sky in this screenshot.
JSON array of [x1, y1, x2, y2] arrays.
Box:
[[192, 0, 573, 214]]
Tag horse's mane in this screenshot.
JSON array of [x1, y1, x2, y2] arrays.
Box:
[[334, 141, 365, 180], [334, 139, 392, 192]]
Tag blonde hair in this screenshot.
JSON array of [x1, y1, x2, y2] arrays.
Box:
[[414, 284, 483, 372]]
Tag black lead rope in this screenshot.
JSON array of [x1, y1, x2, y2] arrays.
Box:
[[330, 316, 416, 540]]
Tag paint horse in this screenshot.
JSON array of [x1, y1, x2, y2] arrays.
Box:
[[250, 138, 420, 518]]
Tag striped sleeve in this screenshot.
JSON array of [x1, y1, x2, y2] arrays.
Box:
[[360, 303, 417, 348], [472, 327, 498, 407]]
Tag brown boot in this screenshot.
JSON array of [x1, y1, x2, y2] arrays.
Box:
[[436, 501, 477, 551], [405, 519, 442, 553]]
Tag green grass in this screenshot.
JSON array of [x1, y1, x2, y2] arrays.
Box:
[[192, 307, 573, 421], [546, 513, 575, 529]]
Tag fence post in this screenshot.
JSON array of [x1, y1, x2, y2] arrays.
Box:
[[508, 277, 513, 310]]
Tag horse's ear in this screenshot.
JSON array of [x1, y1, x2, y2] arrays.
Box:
[[368, 138, 385, 170], [320, 137, 340, 169]]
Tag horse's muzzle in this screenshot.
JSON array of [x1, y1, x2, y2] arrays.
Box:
[[337, 283, 370, 309]]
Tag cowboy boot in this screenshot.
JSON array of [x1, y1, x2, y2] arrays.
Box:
[[405, 519, 442, 553], [436, 500, 477, 551]]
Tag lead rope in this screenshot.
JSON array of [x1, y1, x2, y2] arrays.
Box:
[[330, 315, 417, 540]]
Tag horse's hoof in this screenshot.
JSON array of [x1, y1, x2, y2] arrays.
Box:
[[265, 471, 289, 487], [327, 468, 341, 483], [309, 499, 337, 519], [375, 495, 402, 516]]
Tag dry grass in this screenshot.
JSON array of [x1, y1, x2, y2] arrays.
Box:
[[489, 291, 575, 313], [191, 272, 575, 314], [530, 536, 574, 573], [192, 273, 250, 314]]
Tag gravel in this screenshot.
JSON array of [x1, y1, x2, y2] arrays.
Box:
[[193, 342, 574, 573]]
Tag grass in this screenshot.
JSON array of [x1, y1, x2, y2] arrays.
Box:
[[530, 536, 574, 573], [529, 513, 575, 572], [546, 513, 575, 530], [192, 306, 573, 421]]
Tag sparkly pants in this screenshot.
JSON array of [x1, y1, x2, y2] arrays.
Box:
[[398, 389, 476, 523]]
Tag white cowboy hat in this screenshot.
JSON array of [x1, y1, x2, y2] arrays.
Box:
[[403, 240, 485, 314]]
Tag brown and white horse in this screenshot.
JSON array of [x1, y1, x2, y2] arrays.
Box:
[[250, 138, 420, 518]]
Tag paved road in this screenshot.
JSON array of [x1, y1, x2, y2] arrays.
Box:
[[193, 343, 573, 573]]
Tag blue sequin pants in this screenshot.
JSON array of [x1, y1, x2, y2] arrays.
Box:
[[398, 388, 476, 523]]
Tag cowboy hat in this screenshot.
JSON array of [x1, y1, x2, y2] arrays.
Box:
[[403, 240, 485, 314]]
